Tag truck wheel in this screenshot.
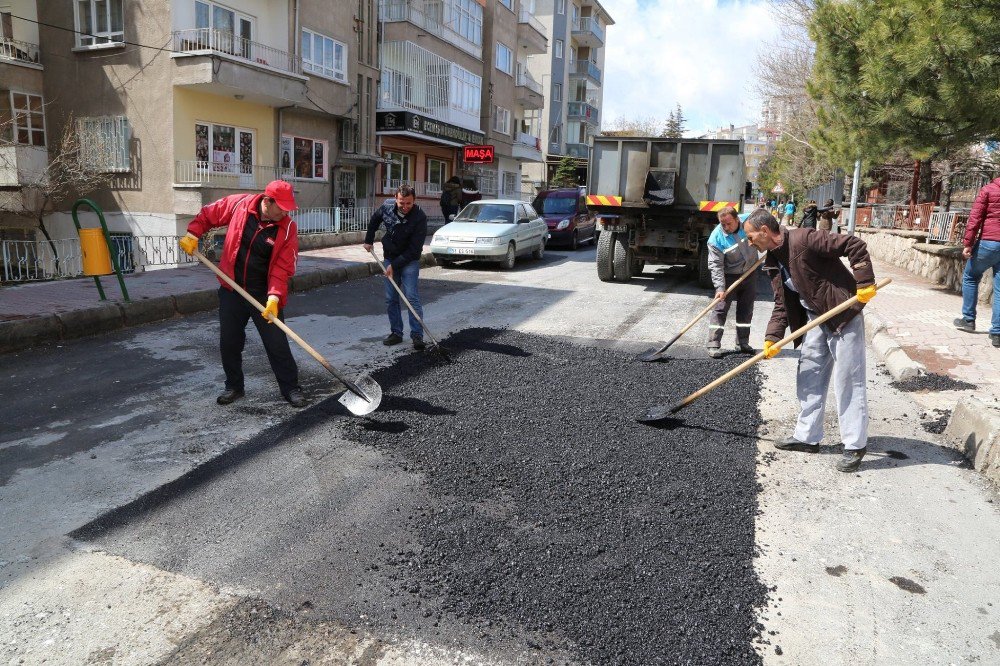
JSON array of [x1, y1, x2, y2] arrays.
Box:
[[596, 230, 615, 282], [698, 243, 712, 289], [613, 233, 634, 282]]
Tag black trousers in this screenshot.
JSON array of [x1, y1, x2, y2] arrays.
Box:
[[707, 272, 757, 347], [218, 287, 299, 397]]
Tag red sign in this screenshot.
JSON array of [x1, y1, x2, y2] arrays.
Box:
[[463, 144, 495, 164]]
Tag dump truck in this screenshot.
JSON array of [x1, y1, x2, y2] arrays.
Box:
[[586, 136, 749, 287]]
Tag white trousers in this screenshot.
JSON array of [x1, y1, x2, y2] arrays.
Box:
[[792, 312, 868, 450]]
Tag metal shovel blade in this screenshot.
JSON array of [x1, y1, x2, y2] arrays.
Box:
[[636, 348, 669, 363], [636, 403, 681, 424], [338, 373, 383, 416]]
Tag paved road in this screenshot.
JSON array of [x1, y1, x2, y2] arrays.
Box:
[[2, 247, 998, 664]]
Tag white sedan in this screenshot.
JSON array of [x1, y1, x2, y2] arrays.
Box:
[[430, 199, 549, 269]]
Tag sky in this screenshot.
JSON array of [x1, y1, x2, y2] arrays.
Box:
[[598, 0, 781, 136]]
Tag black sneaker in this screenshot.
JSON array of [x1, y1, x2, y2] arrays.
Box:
[[953, 318, 975, 333], [774, 436, 819, 452], [216, 388, 245, 405], [412, 337, 426, 351], [708, 347, 724, 359], [836, 447, 867, 472], [992, 334, 1000, 348], [383, 333, 403, 346], [284, 388, 309, 408]]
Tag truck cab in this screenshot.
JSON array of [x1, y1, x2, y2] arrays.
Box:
[[531, 187, 597, 250]]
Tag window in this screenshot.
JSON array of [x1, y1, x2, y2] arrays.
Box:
[[499, 0, 513, 9], [556, 0, 566, 14], [553, 83, 562, 102], [302, 29, 347, 82], [427, 158, 448, 191], [74, 0, 124, 47], [195, 1, 254, 58], [451, 0, 483, 46], [494, 106, 511, 135], [504, 172, 519, 198], [384, 151, 412, 187], [196, 122, 254, 174], [382, 69, 413, 106], [569, 47, 576, 66], [78, 116, 131, 172], [554, 39, 563, 59], [496, 43, 513, 76], [9, 93, 45, 146], [283, 135, 327, 180], [451, 65, 482, 117]]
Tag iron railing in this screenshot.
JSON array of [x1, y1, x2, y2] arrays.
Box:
[[927, 210, 970, 244], [175, 161, 294, 190], [0, 38, 41, 65], [570, 60, 602, 84], [572, 17, 605, 43], [378, 0, 482, 58], [171, 28, 301, 75], [515, 72, 543, 95]]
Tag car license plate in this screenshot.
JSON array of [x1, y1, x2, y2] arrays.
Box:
[[450, 247, 476, 255]]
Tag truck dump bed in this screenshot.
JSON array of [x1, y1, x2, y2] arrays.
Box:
[[589, 136, 745, 210]]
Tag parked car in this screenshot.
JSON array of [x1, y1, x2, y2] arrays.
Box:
[[430, 199, 548, 269], [532, 187, 597, 250]]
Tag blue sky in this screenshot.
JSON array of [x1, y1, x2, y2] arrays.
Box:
[[599, 0, 781, 135]]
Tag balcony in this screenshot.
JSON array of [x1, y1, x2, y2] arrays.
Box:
[[572, 17, 605, 48], [379, 41, 481, 131], [0, 145, 48, 188], [171, 28, 308, 106], [566, 143, 589, 159], [379, 0, 483, 59], [517, 10, 547, 55], [567, 101, 599, 126], [512, 133, 542, 162], [569, 60, 602, 85], [174, 160, 293, 191], [0, 38, 41, 67], [515, 73, 544, 109]]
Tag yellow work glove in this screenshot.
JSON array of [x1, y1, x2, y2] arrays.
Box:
[[260, 295, 279, 323], [856, 284, 877, 304], [763, 340, 781, 359], [179, 232, 199, 255]]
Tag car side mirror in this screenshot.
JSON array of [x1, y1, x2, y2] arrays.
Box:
[[518, 217, 530, 224]]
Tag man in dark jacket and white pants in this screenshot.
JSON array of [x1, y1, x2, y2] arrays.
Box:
[[365, 185, 428, 349], [742, 208, 878, 473]]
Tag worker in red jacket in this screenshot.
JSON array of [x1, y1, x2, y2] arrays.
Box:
[[179, 180, 308, 407], [954, 176, 1000, 347]]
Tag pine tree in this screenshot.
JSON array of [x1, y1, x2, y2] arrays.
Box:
[[662, 105, 685, 139], [551, 156, 578, 187]]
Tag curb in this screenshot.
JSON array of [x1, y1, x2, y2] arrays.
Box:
[[1, 252, 437, 354], [864, 311, 925, 381], [942, 397, 1000, 488]]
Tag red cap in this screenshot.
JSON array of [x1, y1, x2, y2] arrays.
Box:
[[264, 180, 296, 212]]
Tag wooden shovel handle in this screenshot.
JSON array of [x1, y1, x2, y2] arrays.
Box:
[[670, 277, 892, 414]]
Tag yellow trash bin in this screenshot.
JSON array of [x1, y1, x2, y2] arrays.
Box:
[[79, 228, 113, 276]]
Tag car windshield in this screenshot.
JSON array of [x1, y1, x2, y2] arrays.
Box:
[[454, 203, 516, 224], [537, 196, 577, 215]]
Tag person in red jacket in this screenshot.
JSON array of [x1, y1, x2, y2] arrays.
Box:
[[178, 180, 308, 407], [954, 176, 1000, 347]]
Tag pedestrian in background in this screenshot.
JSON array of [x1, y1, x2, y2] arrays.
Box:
[[440, 175, 462, 221], [179, 180, 308, 408], [364, 185, 428, 350], [705, 206, 759, 358], [953, 175, 1000, 347], [800, 200, 819, 229], [782, 200, 796, 227], [818, 198, 840, 232], [743, 208, 878, 473]]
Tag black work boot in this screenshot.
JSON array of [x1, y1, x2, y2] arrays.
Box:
[[991, 333, 1000, 348], [774, 436, 819, 453], [836, 447, 867, 472], [284, 388, 309, 408], [383, 333, 403, 346], [412, 337, 426, 351], [217, 388, 245, 405], [738, 342, 756, 354], [953, 318, 975, 333]]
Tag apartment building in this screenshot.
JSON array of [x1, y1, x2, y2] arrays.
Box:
[[375, 0, 547, 210], [703, 123, 777, 197], [523, 0, 612, 186], [1, 0, 379, 244]]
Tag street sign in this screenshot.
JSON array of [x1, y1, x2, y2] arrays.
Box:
[[771, 182, 785, 194], [463, 145, 495, 164]]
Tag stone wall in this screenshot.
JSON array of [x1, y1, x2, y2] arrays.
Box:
[[857, 228, 993, 305]]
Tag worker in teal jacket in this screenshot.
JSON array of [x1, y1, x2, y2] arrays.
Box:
[[706, 206, 759, 358]]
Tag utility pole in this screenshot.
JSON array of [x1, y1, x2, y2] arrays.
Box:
[[847, 159, 861, 236]]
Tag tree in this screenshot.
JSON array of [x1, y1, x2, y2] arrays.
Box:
[[662, 104, 686, 138], [605, 115, 662, 137], [551, 156, 579, 187]]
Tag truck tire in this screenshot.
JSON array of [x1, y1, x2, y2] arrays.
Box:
[[698, 243, 713, 289], [596, 229, 615, 282], [613, 233, 634, 282]]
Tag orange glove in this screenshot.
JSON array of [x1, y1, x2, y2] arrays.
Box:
[[179, 232, 199, 255], [856, 285, 877, 304], [763, 340, 780, 359], [260, 295, 279, 323]]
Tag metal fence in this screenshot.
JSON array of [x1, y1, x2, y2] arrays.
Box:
[[295, 206, 377, 234], [927, 210, 970, 244], [851, 204, 969, 237]]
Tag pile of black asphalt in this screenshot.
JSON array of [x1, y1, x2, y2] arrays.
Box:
[[79, 327, 768, 665], [890, 372, 977, 392], [342, 328, 768, 665]]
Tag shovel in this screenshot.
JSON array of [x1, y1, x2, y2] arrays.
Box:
[[367, 247, 452, 363], [637, 254, 765, 362], [192, 250, 382, 415], [638, 277, 892, 424]]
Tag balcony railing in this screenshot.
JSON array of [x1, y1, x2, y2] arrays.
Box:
[[379, 0, 483, 59], [572, 17, 605, 43], [175, 161, 294, 189], [295, 207, 379, 234], [516, 73, 543, 95], [571, 60, 602, 84], [567, 101, 599, 125], [172, 28, 301, 75], [0, 38, 41, 65], [566, 143, 589, 158], [518, 10, 545, 35], [516, 132, 541, 150]]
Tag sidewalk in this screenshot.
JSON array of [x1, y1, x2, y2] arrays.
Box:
[[0, 238, 435, 353]]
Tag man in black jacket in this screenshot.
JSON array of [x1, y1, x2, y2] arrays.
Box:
[[364, 185, 428, 349]]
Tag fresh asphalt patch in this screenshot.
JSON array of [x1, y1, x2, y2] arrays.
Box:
[[77, 328, 768, 665]]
